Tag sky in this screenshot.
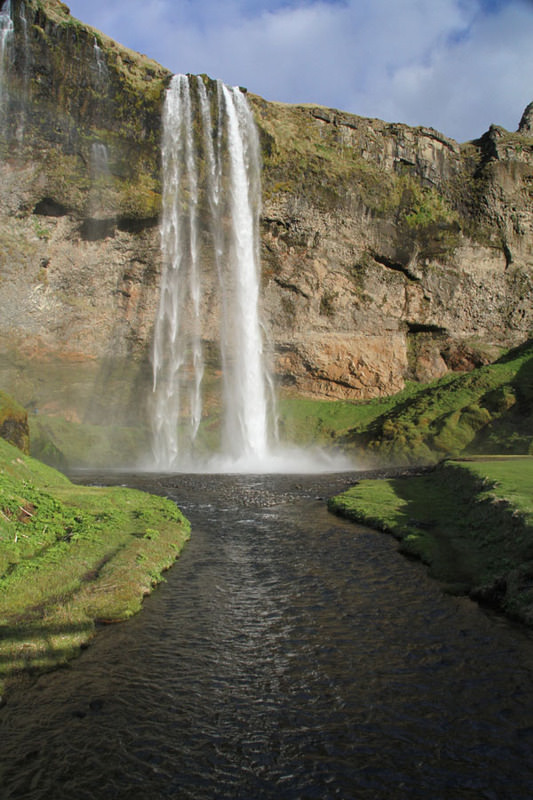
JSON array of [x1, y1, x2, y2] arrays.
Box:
[[64, 0, 533, 142]]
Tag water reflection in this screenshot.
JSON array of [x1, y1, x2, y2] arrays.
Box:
[[1, 472, 533, 799]]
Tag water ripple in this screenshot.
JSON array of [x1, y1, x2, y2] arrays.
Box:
[[1, 473, 533, 799]]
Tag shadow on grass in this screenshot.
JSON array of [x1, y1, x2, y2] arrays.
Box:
[[329, 459, 533, 620], [0, 620, 96, 680]]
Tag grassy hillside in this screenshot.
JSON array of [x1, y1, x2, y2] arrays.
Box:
[[0, 435, 189, 693], [329, 457, 533, 624], [279, 339, 533, 465]]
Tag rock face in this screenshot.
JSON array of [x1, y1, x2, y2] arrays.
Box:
[[0, 0, 168, 424], [254, 100, 533, 398], [0, 0, 532, 428]]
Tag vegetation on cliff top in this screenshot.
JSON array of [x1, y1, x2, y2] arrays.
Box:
[[5, 0, 170, 221], [329, 457, 533, 625], [251, 95, 466, 256], [0, 429, 189, 694]]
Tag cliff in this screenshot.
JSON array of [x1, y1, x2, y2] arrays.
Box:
[[0, 0, 531, 441], [254, 100, 533, 398], [0, 0, 170, 428]]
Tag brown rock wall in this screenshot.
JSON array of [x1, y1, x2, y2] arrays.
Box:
[[0, 0, 531, 421]]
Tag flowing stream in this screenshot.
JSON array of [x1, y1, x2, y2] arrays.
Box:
[[1, 471, 533, 799]]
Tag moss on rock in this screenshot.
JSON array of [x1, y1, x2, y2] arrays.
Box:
[[0, 391, 30, 454]]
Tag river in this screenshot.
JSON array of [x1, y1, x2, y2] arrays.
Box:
[[1, 471, 532, 799]]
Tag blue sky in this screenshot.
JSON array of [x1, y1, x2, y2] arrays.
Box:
[[64, 0, 533, 142]]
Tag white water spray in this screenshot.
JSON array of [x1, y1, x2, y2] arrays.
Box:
[[93, 37, 108, 86]]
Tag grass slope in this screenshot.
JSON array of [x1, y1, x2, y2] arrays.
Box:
[[329, 457, 533, 624], [278, 382, 427, 451], [279, 339, 533, 465], [0, 437, 190, 693], [29, 414, 150, 470]]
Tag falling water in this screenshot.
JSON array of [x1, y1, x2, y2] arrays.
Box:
[[15, 0, 28, 142], [0, 0, 13, 115], [220, 84, 269, 462], [150, 74, 353, 474], [86, 37, 112, 225], [88, 141, 111, 216], [91, 141, 109, 174], [150, 74, 274, 472], [93, 37, 108, 85]]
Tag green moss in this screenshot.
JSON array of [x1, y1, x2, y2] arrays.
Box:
[[343, 339, 533, 464], [0, 392, 30, 454], [0, 436, 190, 692], [117, 172, 161, 219]]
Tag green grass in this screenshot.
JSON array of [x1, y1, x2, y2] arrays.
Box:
[[277, 381, 428, 448], [329, 457, 533, 623], [462, 457, 533, 519], [0, 437, 190, 692], [341, 339, 533, 464]]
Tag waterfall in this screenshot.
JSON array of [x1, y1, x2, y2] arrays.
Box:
[[219, 84, 269, 460], [87, 38, 112, 225], [150, 74, 353, 473], [93, 37, 108, 85], [91, 141, 109, 176], [15, 0, 29, 143], [88, 141, 111, 219], [0, 0, 31, 145], [150, 74, 275, 472], [0, 0, 13, 116]]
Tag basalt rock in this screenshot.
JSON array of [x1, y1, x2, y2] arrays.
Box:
[[0, 0, 531, 429]]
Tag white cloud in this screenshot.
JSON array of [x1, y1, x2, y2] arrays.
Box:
[[381, 0, 533, 138], [65, 0, 533, 141]]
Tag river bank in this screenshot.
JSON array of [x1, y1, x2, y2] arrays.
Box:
[[329, 457, 533, 624], [2, 441, 532, 696], [3, 471, 533, 799], [0, 438, 190, 697]]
